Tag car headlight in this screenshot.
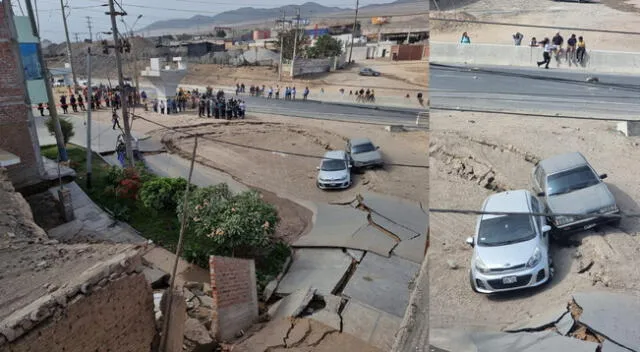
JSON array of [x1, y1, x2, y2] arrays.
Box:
[[474, 256, 489, 274], [599, 204, 618, 214], [526, 247, 542, 268], [554, 216, 576, 226]]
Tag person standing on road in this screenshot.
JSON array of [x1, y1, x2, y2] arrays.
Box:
[[566, 34, 577, 64], [552, 32, 564, 62], [303, 87, 309, 101], [292, 86, 297, 100], [77, 94, 85, 111], [37, 102, 45, 116], [576, 36, 587, 64], [112, 111, 122, 130], [537, 38, 552, 69], [70, 94, 78, 112], [159, 100, 165, 114], [460, 32, 471, 44]]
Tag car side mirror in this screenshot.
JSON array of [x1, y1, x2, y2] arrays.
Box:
[[537, 192, 545, 197], [466, 237, 474, 247], [599, 173, 608, 180], [316, 166, 320, 170], [348, 164, 353, 168], [376, 146, 380, 150], [541, 225, 551, 233]]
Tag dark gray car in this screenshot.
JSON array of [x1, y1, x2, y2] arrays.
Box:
[[359, 67, 380, 76], [346, 137, 383, 169], [530, 152, 619, 234]]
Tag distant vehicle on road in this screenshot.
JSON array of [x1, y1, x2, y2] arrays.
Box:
[[530, 152, 620, 235], [359, 67, 381, 76], [346, 137, 383, 169], [466, 190, 553, 294], [316, 150, 352, 190]]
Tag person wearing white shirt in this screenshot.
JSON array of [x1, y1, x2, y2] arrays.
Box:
[[239, 101, 246, 119], [537, 38, 552, 69]]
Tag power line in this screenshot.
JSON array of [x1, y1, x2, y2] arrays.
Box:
[[132, 114, 429, 168], [429, 208, 640, 220], [429, 106, 638, 122], [429, 17, 640, 36]]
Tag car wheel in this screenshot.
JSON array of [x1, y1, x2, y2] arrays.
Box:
[[547, 256, 555, 283], [469, 271, 479, 293], [610, 218, 622, 228]]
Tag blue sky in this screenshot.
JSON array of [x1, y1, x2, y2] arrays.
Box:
[[12, 0, 398, 42]]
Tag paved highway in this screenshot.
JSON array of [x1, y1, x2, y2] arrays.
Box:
[[430, 64, 640, 119]]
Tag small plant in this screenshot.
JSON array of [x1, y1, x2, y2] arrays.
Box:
[[45, 117, 75, 145], [111, 203, 130, 221], [139, 177, 190, 211]]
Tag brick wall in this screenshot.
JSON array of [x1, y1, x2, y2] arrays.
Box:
[[0, 3, 41, 187], [7, 273, 157, 352], [209, 256, 258, 341]]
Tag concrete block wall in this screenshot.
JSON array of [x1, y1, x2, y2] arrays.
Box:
[[0, 3, 41, 187], [209, 256, 258, 342], [430, 42, 640, 74], [2, 251, 157, 352]]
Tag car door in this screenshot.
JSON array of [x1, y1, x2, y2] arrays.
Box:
[[531, 196, 549, 249]]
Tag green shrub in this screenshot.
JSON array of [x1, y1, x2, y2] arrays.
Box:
[[177, 184, 279, 265], [45, 117, 75, 145], [139, 177, 189, 211]]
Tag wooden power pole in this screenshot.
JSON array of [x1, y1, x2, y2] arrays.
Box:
[[60, 0, 79, 90], [107, 0, 135, 167], [278, 9, 285, 82], [348, 0, 360, 64], [290, 7, 301, 78]]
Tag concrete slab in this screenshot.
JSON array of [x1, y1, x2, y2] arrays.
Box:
[[308, 294, 342, 331], [47, 219, 84, 241], [41, 157, 76, 180], [271, 286, 316, 320], [341, 299, 402, 351], [350, 225, 398, 257], [138, 138, 165, 153], [429, 328, 480, 352], [470, 331, 598, 352], [144, 153, 248, 194], [370, 213, 418, 241], [285, 318, 311, 347], [293, 204, 368, 248], [361, 192, 427, 236], [343, 253, 419, 318], [392, 233, 427, 264], [574, 292, 640, 351], [504, 305, 569, 332], [276, 249, 352, 296], [143, 264, 170, 289], [556, 312, 574, 336], [346, 249, 365, 262], [601, 340, 633, 352]]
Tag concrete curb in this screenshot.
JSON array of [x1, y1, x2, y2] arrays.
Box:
[[304, 98, 426, 115]]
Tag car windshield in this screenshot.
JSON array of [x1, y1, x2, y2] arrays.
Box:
[[320, 159, 346, 171], [547, 166, 600, 196], [352, 143, 376, 154], [477, 214, 536, 246]]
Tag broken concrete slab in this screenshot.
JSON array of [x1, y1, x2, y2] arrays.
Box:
[[305, 319, 339, 346], [573, 291, 640, 351], [392, 232, 427, 264], [232, 318, 292, 351], [184, 317, 214, 345], [308, 294, 342, 331], [341, 299, 402, 351], [276, 249, 352, 296], [263, 279, 279, 302], [601, 340, 633, 352], [617, 121, 640, 137], [470, 331, 598, 352], [346, 249, 365, 262], [343, 253, 420, 318], [350, 225, 399, 257], [271, 286, 316, 320], [293, 204, 368, 248], [556, 311, 574, 336], [504, 305, 569, 332], [370, 213, 419, 241], [143, 265, 170, 289], [47, 219, 84, 242], [360, 192, 427, 236]]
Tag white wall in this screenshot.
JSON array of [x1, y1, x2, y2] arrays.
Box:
[[430, 42, 640, 74]]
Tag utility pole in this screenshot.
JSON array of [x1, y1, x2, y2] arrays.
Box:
[[348, 0, 360, 64], [86, 17, 93, 189], [23, 0, 68, 161], [60, 0, 79, 90], [290, 7, 300, 78], [74, 32, 79, 43], [107, 0, 135, 167], [278, 9, 285, 82]]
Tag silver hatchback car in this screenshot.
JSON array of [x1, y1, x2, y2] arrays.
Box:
[[316, 150, 352, 190], [467, 190, 553, 294]]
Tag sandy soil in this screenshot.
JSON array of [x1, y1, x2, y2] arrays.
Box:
[[431, 0, 640, 52], [429, 110, 640, 329], [157, 114, 428, 205]]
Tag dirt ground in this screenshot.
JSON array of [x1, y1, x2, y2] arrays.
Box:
[[429, 110, 640, 329], [156, 114, 428, 205], [431, 0, 640, 52]]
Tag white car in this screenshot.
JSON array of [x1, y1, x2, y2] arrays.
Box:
[[316, 150, 352, 190], [467, 190, 553, 294]]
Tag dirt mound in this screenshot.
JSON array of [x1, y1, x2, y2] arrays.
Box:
[[430, 11, 478, 33]]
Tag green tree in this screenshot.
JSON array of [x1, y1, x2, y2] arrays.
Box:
[[216, 29, 227, 38], [306, 34, 343, 59], [139, 177, 190, 211], [45, 117, 74, 145], [276, 28, 308, 60]]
